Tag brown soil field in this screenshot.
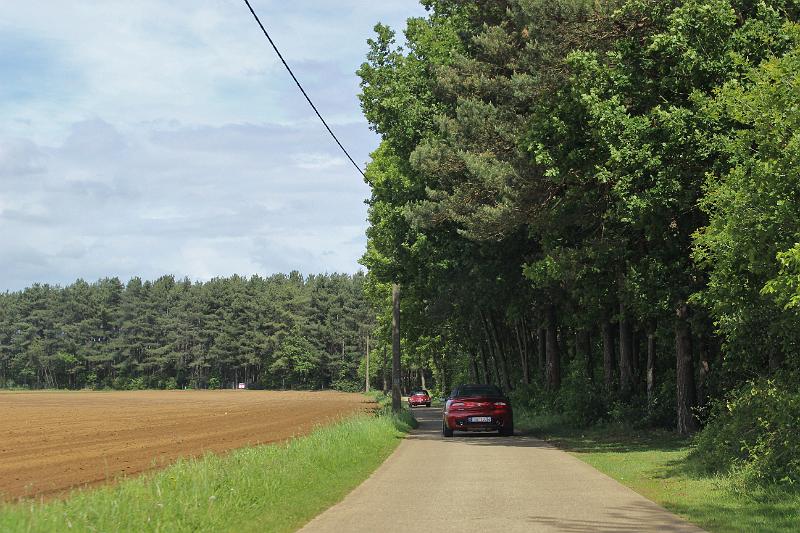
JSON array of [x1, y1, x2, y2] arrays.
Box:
[[0, 390, 372, 502]]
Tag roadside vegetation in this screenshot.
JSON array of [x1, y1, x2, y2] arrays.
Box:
[[510, 374, 800, 530], [0, 400, 414, 533], [518, 411, 800, 533], [355, 0, 800, 522]]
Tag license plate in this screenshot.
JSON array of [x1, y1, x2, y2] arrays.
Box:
[[468, 416, 492, 423]]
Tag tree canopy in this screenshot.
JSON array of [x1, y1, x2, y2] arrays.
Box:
[[358, 0, 800, 438]]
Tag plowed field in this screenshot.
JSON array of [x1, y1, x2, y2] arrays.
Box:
[[0, 390, 371, 501]]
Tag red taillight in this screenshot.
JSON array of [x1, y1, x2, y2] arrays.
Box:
[[494, 401, 507, 407], [450, 402, 465, 408]]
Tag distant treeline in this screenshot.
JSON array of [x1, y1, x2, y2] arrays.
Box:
[[0, 272, 375, 391]]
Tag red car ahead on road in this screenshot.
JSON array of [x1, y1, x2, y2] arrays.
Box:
[[442, 384, 513, 437], [408, 389, 431, 408]]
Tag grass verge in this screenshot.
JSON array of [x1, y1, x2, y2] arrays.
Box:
[[0, 405, 414, 533], [517, 412, 800, 533]]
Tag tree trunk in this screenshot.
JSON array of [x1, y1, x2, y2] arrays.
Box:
[[768, 344, 784, 373], [538, 327, 546, 382], [441, 353, 450, 397], [602, 320, 615, 391], [479, 312, 501, 387], [675, 303, 698, 435], [515, 320, 530, 385], [497, 332, 513, 391], [382, 344, 388, 393], [561, 326, 572, 367], [618, 303, 633, 399], [646, 330, 656, 404], [697, 334, 710, 410], [486, 313, 512, 391], [470, 356, 479, 382], [479, 343, 490, 384], [577, 329, 592, 381], [545, 305, 561, 390], [391, 284, 401, 413], [490, 349, 503, 388], [365, 333, 370, 393]]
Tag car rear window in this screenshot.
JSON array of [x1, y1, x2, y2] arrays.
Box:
[[456, 385, 502, 397], [411, 390, 429, 396]]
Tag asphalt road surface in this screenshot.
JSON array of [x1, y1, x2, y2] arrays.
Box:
[[300, 406, 705, 533]]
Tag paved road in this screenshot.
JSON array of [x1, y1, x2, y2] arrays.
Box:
[[300, 406, 705, 533]]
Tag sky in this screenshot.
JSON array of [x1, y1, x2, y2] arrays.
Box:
[[0, 0, 426, 291]]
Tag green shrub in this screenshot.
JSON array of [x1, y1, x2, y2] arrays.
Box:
[[645, 374, 677, 429], [510, 363, 607, 428], [557, 360, 607, 426], [509, 381, 555, 414], [331, 379, 361, 393], [127, 377, 145, 390], [607, 398, 642, 428], [693, 376, 800, 488]]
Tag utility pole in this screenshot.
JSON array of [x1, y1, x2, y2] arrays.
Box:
[[392, 283, 401, 413], [365, 332, 370, 393]]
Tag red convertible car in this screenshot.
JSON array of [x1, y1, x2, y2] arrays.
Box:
[[408, 389, 431, 407], [442, 384, 513, 437]]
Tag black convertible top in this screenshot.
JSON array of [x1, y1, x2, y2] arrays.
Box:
[[452, 384, 503, 397]]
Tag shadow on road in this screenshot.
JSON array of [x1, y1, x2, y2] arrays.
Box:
[[407, 406, 550, 448], [524, 501, 703, 532]]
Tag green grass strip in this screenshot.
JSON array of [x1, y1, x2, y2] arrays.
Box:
[[518, 414, 800, 533], [0, 410, 414, 533]]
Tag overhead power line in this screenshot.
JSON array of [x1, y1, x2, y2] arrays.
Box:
[[242, 0, 367, 179]]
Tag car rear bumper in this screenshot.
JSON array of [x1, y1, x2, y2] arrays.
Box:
[[444, 411, 512, 431]]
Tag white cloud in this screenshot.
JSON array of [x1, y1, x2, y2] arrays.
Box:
[[292, 152, 347, 170], [0, 138, 45, 177], [0, 0, 426, 141], [0, 1, 426, 290], [0, 118, 374, 289]]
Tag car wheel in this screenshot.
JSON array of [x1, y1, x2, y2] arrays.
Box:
[[426, 402, 431, 407], [442, 420, 454, 438], [500, 422, 514, 437]]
